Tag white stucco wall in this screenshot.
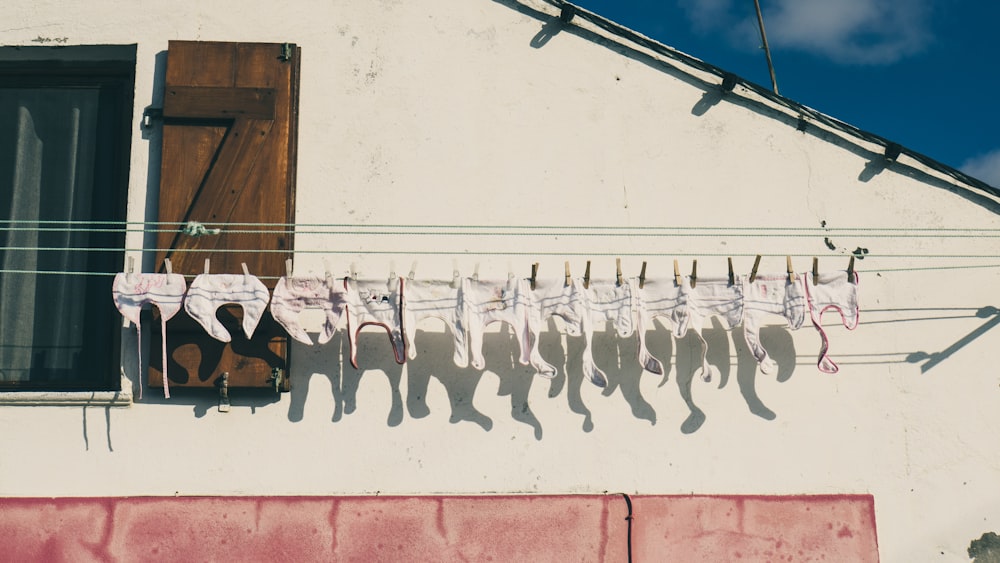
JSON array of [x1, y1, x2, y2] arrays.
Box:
[[2, 0, 999, 560]]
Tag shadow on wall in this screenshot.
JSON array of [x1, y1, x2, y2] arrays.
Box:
[[505, 0, 1000, 216], [285, 321, 799, 437]]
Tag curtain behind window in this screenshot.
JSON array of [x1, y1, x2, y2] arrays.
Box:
[[0, 88, 99, 383]]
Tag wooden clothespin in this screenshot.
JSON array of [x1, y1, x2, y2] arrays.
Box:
[[530, 262, 539, 290], [673, 259, 682, 286], [564, 261, 571, 287], [615, 258, 622, 286], [727, 257, 734, 286], [127, 256, 134, 274], [349, 262, 357, 280], [451, 259, 460, 288], [847, 255, 856, 283], [812, 257, 819, 286], [241, 262, 251, 277], [639, 261, 647, 289], [164, 258, 173, 284], [204, 258, 211, 274], [408, 261, 418, 281], [786, 256, 797, 283], [583, 260, 591, 289], [473, 262, 480, 282], [690, 259, 698, 289], [323, 258, 334, 285], [285, 258, 293, 279], [749, 255, 761, 283], [388, 260, 397, 283]]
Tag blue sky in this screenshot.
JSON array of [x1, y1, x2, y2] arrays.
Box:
[[570, 0, 1000, 188]]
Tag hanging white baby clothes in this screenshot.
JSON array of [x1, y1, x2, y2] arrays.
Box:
[[112, 272, 187, 399], [270, 274, 347, 346], [684, 277, 744, 382], [184, 270, 271, 342], [463, 276, 532, 372], [805, 271, 860, 373], [574, 279, 636, 388], [402, 277, 469, 368], [742, 274, 807, 375], [634, 277, 691, 377], [344, 277, 406, 368], [524, 277, 581, 379]]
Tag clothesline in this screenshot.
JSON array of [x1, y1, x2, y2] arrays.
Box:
[[5, 262, 1000, 279], [0, 247, 996, 259], [2, 220, 1000, 237]]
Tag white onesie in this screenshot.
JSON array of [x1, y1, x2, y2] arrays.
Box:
[[684, 277, 744, 382], [463, 277, 532, 372], [184, 272, 271, 342], [634, 277, 690, 377], [270, 275, 347, 346], [742, 274, 807, 374], [525, 277, 581, 379], [575, 279, 636, 388], [112, 272, 187, 399], [402, 278, 469, 368], [805, 271, 860, 374], [344, 277, 406, 368]]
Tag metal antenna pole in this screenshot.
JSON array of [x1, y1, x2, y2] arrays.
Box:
[[753, 0, 779, 95]]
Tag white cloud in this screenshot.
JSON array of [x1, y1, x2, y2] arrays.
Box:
[[677, 0, 934, 65], [961, 149, 1000, 189]]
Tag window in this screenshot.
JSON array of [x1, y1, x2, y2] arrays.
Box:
[[0, 45, 135, 390]]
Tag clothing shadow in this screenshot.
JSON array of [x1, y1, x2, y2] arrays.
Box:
[[333, 330, 405, 427], [286, 335, 343, 423], [732, 325, 797, 421], [590, 323, 657, 426], [406, 330, 493, 431], [485, 331, 543, 440]]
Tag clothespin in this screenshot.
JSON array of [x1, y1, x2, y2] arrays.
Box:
[[349, 262, 357, 280], [690, 259, 698, 289], [583, 260, 591, 289], [749, 255, 761, 283], [408, 261, 418, 281], [473, 262, 480, 282], [530, 262, 539, 290], [165, 258, 173, 284], [727, 257, 734, 286], [786, 256, 797, 283], [615, 258, 622, 286], [123, 256, 135, 327], [673, 260, 682, 286], [388, 260, 397, 283], [204, 258, 211, 275], [285, 258, 293, 279], [241, 262, 251, 278], [323, 258, 334, 285], [451, 259, 460, 288], [847, 255, 856, 284], [812, 257, 819, 286], [639, 261, 647, 289], [564, 261, 571, 287]]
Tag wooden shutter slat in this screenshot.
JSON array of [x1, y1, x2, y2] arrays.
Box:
[[163, 86, 276, 120]]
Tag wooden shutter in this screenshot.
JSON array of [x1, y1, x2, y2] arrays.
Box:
[[149, 41, 300, 392]]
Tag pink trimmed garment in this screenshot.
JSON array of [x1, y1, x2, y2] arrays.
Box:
[[112, 272, 187, 399], [805, 271, 860, 374], [344, 277, 406, 368]]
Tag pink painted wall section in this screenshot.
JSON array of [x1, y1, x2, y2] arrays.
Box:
[[0, 495, 876, 562]]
